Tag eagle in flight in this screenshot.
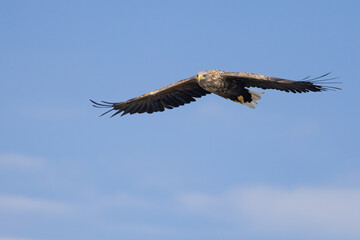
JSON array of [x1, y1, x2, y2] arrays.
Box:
[[91, 70, 340, 117]]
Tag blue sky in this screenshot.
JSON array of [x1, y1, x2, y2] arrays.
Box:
[[1, 0, 359, 239]]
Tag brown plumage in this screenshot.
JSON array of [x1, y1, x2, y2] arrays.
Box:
[[90, 70, 340, 117]]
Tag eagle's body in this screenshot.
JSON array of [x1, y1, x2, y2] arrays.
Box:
[[91, 70, 339, 117]]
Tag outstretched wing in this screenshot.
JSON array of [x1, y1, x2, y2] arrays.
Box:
[[90, 76, 210, 117], [222, 72, 341, 93]]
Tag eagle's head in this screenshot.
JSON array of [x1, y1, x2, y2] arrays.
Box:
[[197, 71, 210, 82], [197, 70, 223, 83]]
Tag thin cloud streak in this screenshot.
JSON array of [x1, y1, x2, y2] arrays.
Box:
[[178, 186, 360, 237], [0, 237, 34, 240], [0, 195, 71, 214], [0, 153, 45, 169]]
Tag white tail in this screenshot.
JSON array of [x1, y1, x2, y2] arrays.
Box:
[[243, 90, 264, 109]]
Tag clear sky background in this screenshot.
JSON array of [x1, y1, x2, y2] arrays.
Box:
[[1, 1, 359, 240]]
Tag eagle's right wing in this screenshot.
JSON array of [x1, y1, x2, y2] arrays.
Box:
[[90, 76, 210, 117]]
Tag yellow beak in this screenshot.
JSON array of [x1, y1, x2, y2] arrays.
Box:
[[198, 75, 202, 82]]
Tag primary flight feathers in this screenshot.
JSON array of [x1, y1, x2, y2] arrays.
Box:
[[90, 70, 340, 117]]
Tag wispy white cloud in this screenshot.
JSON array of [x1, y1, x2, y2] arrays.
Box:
[[114, 223, 177, 236], [0, 237, 34, 240], [0, 153, 45, 170], [0, 195, 71, 214], [178, 186, 360, 238]]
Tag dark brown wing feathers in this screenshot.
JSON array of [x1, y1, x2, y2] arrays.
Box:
[[223, 72, 340, 93], [90, 76, 210, 117], [91, 71, 340, 117]]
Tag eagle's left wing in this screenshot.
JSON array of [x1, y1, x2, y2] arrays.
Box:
[[222, 72, 340, 93]]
